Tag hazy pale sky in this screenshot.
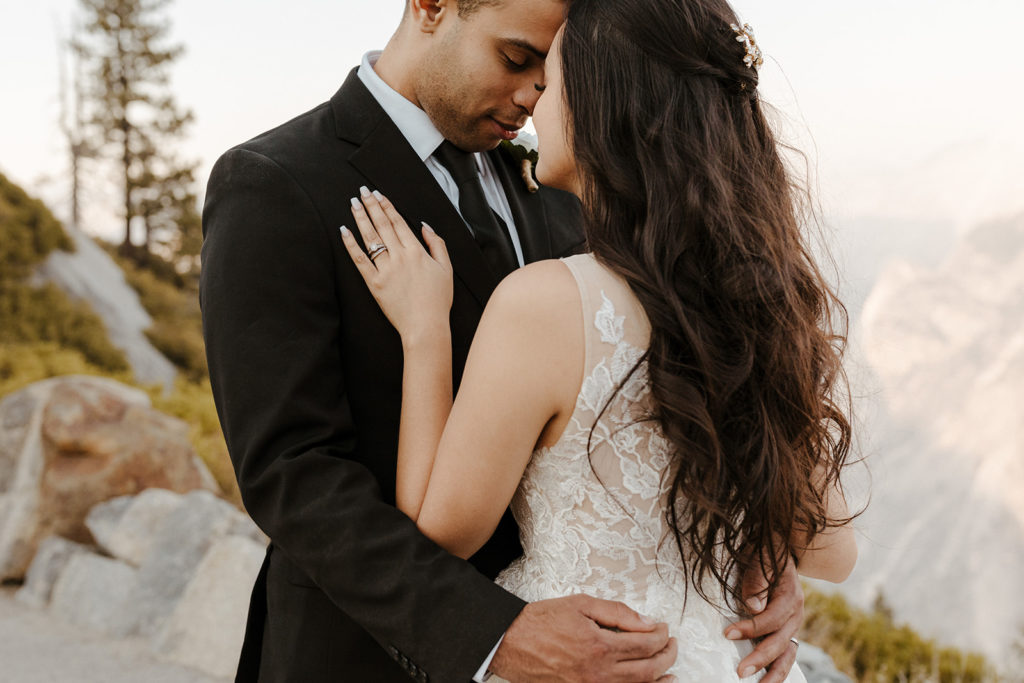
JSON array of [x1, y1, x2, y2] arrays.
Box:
[[2, 0, 1022, 242]]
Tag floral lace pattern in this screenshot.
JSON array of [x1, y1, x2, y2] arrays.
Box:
[[495, 254, 805, 682]]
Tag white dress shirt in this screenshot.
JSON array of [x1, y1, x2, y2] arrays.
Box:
[[357, 51, 526, 269], [357, 51, 514, 683]]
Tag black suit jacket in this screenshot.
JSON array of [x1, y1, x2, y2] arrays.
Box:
[[200, 69, 584, 682]]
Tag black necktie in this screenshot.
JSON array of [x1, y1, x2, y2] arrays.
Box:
[[433, 141, 519, 279]]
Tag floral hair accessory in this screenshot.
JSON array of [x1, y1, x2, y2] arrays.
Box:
[[730, 22, 764, 71]]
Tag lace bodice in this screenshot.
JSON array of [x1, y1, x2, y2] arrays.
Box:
[[494, 254, 804, 682]]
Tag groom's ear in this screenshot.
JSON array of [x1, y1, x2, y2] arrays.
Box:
[[408, 0, 453, 32]]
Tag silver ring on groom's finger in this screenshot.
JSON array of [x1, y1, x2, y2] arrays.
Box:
[[367, 244, 389, 261], [790, 637, 799, 648]]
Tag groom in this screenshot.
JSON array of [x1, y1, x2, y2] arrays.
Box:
[[201, 1, 804, 681]]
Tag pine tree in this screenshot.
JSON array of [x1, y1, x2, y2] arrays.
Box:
[[74, 0, 198, 268], [58, 21, 96, 232]]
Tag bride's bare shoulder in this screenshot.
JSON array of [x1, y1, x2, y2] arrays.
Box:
[[489, 258, 580, 315]]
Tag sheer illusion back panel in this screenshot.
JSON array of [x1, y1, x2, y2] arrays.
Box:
[[494, 253, 805, 682]]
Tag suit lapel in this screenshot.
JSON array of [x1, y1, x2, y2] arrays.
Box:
[[331, 71, 500, 309], [487, 144, 551, 264]]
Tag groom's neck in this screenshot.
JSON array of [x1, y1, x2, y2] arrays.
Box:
[[374, 39, 423, 110]]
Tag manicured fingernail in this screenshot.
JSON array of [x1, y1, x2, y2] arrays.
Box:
[[639, 613, 655, 625], [372, 190, 384, 201], [359, 185, 371, 197], [740, 666, 757, 678], [339, 225, 350, 236], [747, 597, 765, 612], [350, 197, 362, 209], [725, 628, 742, 640], [421, 222, 434, 234]]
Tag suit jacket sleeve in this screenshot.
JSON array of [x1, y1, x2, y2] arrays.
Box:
[[200, 147, 526, 681]]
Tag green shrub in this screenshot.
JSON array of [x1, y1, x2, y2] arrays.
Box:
[[144, 321, 208, 381], [0, 342, 133, 397], [0, 171, 72, 279], [106, 245, 207, 381], [802, 588, 997, 682], [0, 281, 129, 373]]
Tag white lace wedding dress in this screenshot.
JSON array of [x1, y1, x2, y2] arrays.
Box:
[[494, 254, 805, 682]]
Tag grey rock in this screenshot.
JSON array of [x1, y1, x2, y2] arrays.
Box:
[[15, 536, 91, 609], [154, 535, 266, 678], [797, 643, 853, 683], [2, 586, 225, 683], [50, 552, 138, 636], [0, 382, 48, 580], [33, 225, 177, 389], [0, 376, 216, 582], [118, 490, 241, 637], [228, 514, 268, 547], [84, 495, 134, 552], [0, 391, 38, 491], [89, 488, 185, 566]]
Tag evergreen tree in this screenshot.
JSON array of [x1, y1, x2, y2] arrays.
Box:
[[58, 21, 96, 232], [74, 0, 198, 268]]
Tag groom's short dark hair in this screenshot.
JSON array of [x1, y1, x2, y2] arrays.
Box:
[[455, 0, 502, 16], [401, 0, 504, 19]]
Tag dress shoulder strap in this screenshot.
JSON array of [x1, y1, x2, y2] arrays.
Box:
[[559, 253, 652, 378]]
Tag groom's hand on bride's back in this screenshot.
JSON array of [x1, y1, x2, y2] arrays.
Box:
[[489, 594, 678, 683]]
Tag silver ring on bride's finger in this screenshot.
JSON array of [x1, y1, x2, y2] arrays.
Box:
[[790, 637, 799, 649], [367, 244, 389, 261]]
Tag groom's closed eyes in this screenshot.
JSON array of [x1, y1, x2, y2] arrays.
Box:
[[497, 37, 547, 73]]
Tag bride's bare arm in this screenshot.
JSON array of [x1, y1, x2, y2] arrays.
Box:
[[414, 262, 582, 558], [340, 190, 455, 521], [394, 323, 453, 520], [340, 190, 581, 554], [790, 467, 857, 582]]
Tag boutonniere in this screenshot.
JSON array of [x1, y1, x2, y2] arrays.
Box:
[[500, 132, 540, 193]]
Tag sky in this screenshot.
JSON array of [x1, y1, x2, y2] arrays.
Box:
[[2, 0, 1023, 247]]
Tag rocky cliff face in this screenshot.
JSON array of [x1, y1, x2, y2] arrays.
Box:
[[844, 212, 1024, 662], [31, 226, 178, 389]]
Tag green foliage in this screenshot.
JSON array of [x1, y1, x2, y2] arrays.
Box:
[[0, 172, 73, 279], [0, 342, 133, 398], [104, 244, 207, 381], [75, 0, 199, 264], [0, 174, 236, 504], [802, 588, 997, 682], [0, 281, 129, 373]]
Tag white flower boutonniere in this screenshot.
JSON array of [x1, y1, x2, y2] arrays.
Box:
[[500, 131, 540, 193]]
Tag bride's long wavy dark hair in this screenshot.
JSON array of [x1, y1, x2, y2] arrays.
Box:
[[563, 0, 854, 609]]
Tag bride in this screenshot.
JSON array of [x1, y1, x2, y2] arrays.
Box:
[[340, 0, 857, 679]]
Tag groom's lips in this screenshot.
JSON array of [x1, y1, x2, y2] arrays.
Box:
[[489, 116, 523, 141]]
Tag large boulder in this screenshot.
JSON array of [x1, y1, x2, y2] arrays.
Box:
[[17, 486, 269, 679], [49, 551, 139, 636], [154, 534, 267, 677], [119, 489, 242, 637], [15, 536, 91, 609], [0, 375, 217, 580]]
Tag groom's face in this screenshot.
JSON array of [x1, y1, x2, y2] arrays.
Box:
[[415, 0, 567, 152]]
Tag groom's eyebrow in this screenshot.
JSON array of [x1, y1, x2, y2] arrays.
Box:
[[500, 37, 547, 60]]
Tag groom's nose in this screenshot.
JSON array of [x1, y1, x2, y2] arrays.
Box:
[[512, 79, 543, 116]]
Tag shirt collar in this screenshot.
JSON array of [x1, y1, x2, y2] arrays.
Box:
[[357, 51, 445, 163]]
